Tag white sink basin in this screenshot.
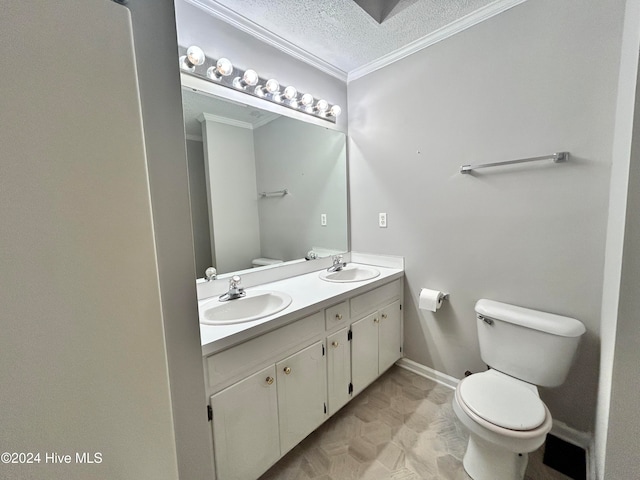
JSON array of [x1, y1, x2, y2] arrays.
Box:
[[319, 265, 380, 283], [200, 290, 292, 325]]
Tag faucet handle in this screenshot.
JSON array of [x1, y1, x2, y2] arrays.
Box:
[[229, 275, 241, 288], [205, 266, 217, 281], [332, 254, 343, 264]]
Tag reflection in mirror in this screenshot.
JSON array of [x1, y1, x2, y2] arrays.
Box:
[[182, 87, 348, 277]]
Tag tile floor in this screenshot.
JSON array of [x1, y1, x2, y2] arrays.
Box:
[[259, 366, 573, 480]]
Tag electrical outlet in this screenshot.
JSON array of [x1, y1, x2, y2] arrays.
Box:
[[379, 212, 387, 228], [321, 213, 327, 226]]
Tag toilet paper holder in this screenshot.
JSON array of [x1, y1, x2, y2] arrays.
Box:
[[418, 288, 450, 312]]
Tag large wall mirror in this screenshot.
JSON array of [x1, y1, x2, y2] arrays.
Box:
[[182, 83, 348, 278]]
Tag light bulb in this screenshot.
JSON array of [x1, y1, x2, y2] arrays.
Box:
[[243, 69, 259, 86], [217, 58, 233, 76], [315, 99, 329, 113], [179, 45, 206, 72], [300, 93, 314, 107], [179, 55, 195, 72], [207, 58, 233, 80], [233, 69, 259, 89], [329, 105, 342, 117], [186, 46, 205, 66], [265, 79, 279, 94], [283, 86, 297, 100], [255, 79, 280, 97]]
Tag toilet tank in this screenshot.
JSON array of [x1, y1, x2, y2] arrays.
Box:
[[475, 299, 586, 387]]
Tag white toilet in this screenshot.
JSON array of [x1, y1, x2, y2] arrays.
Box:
[[452, 299, 585, 480], [251, 257, 282, 268]]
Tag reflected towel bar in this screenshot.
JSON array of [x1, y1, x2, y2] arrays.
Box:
[[460, 152, 569, 174], [259, 189, 289, 197]]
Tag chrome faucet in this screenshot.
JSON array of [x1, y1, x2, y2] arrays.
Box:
[[219, 275, 246, 302], [327, 255, 347, 272]]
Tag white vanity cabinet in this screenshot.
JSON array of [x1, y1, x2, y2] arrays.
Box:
[[277, 340, 327, 454], [204, 275, 403, 480], [350, 281, 403, 396], [210, 365, 280, 480], [326, 327, 351, 415], [210, 338, 326, 480]]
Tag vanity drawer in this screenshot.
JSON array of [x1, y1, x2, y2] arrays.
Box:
[[350, 279, 402, 319], [325, 301, 349, 329], [207, 311, 324, 389]]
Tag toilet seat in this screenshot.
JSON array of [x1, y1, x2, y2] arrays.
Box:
[[458, 370, 546, 431]]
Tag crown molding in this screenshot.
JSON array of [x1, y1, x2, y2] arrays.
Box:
[[183, 0, 348, 82], [197, 111, 279, 130], [198, 112, 253, 130], [348, 0, 528, 82], [183, 0, 527, 85]]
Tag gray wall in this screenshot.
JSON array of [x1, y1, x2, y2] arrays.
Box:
[[0, 1, 212, 478], [202, 118, 262, 273], [128, 1, 214, 477], [348, 0, 625, 433], [603, 57, 640, 478], [595, 0, 640, 476], [174, 0, 348, 132], [187, 139, 213, 276], [254, 117, 348, 260]]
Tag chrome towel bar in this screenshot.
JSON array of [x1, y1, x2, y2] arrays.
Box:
[[259, 189, 289, 197], [460, 151, 569, 174]]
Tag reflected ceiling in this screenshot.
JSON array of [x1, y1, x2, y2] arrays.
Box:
[[182, 89, 280, 138]]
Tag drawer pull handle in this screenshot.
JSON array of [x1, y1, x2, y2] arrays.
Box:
[[332, 341, 339, 348], [266, 376, 274, 385], [335, 313, 343, 320], [381, 313, 388, 320], [284, 367, 291, 375], [374, 317, 380, 323]]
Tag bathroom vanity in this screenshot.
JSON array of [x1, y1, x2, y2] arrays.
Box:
[[198, 254, 404, 480]]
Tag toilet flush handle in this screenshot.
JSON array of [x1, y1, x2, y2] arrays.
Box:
[[478, 314, 494, 326]]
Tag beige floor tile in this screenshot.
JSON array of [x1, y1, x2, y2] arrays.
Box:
[[259, 366, 574, 480], [376, 442, 406, 471]]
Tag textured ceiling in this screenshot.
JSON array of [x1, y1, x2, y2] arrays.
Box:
[[208, 0, 497, 73]]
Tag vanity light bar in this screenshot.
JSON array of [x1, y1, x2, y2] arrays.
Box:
[[178, 45, 342, 123]]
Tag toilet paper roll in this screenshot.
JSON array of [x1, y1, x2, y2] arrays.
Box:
[[419, 288, 446, 312]]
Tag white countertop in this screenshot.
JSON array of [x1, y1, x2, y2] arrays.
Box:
[[199, 262, 404, 356]]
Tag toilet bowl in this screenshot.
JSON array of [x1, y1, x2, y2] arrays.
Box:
[[453, 370, 552, 480], [452, 299, 585, 480]]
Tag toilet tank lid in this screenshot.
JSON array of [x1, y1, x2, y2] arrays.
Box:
[[475, 299, 586, 337]]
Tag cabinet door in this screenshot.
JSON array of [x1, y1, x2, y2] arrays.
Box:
[[351, 312, 379, 396], [379, 300, 402, 373], [277, 341, 327, 454], [327, 328, 351, 415], [210, 365, 280, 480]]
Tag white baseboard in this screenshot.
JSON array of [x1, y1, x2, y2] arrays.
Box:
[[550, 419, 594, 480], [396, 358, 594, 478], [550, 419, 591, 450], [395, 357, 459, 389]]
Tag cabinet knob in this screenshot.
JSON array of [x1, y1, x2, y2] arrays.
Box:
[[335, 313, 343, 320], [381, 313, 388, 320], [284, 367, 291, 375], [332, 341, 339, 348], [374, 317, 380, 323], [266, 376, 274, 385]]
